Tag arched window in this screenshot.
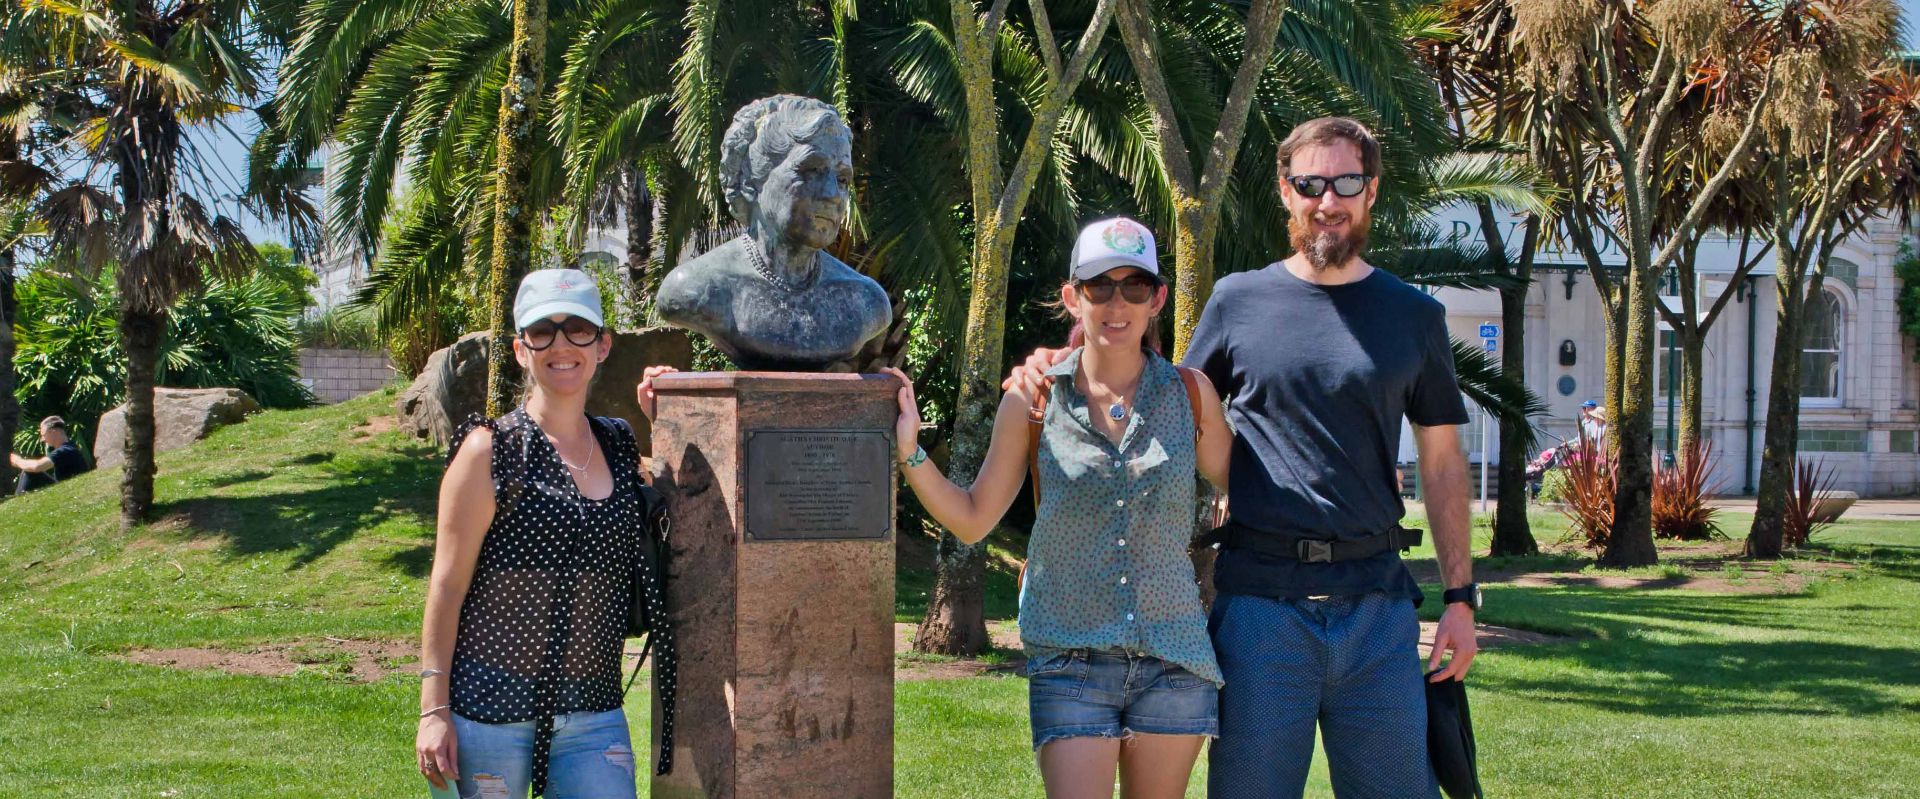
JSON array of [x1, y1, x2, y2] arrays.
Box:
[[1800, 289, 1844, 403]]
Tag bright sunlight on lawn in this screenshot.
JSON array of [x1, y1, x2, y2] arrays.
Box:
[[0, 391, 1915, 797]]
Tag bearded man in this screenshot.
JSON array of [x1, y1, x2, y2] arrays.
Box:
[[1179, 117, 1479, 798]]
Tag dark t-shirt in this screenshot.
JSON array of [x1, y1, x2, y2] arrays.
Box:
[[15, 442, 89, 494], [48, 443, 88, 480], [1182, 264, 1469, 603]]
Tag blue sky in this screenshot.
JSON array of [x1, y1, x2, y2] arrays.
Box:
[[212, 3, 1920, 249]]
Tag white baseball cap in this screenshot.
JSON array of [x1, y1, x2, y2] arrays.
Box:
[[513, 268, 605, 330], [1070, 217, 1161, 282]]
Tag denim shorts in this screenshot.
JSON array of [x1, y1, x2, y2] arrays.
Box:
[[450, 708, 636, 798], [1024, 648, 1220, 751]]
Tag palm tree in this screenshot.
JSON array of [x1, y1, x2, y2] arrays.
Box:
[[1746, 6, 1916, 557], [6, 0, 268, 527], [1501, 0, 1787, 566]]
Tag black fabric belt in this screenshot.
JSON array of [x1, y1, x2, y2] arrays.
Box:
[[1195, 522, 1422, 564]]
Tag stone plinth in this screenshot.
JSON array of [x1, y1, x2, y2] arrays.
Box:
[[649, 372, 898, 799]]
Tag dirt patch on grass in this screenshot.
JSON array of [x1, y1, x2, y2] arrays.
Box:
[[892, 620, 1568, 680], [118, 638, 416, 682], [894, 621, 1024, 681], [1417, 622, 1567, 659], [351, 415, 399, 438], [1408, 539, 1854, 594]]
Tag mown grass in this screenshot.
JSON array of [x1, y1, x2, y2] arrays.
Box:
[[1, 390, 1916, 797]]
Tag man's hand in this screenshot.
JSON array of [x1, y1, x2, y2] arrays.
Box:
[[1001, 346, 1070, 398], [1426, 602, 1478, 682]]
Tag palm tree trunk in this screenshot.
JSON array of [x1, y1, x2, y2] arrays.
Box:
[[118, 307, 166, 528], [1605, 262, 1659, 566], [0, 250, 17, 494], [1491, 279, 1537, 555], [1748, 267, 1809, 559], [625, 164, 654, 321], [915, 228, 1018, 656], [1677, 328, 1705, 469], [484, 0, 548, 417]]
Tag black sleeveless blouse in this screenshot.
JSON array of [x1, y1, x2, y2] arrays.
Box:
[[446, 408, 677, 791]]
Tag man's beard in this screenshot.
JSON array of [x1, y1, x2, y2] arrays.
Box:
[[1290, 209, 1370, 270]]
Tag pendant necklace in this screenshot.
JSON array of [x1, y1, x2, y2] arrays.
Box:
[[1096, 374, 1142, 422], [556, 433, 595, 473]]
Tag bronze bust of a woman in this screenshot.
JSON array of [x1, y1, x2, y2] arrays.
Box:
[[656, 95, 892, 371]]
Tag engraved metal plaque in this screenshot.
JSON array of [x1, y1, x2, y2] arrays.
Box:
[[744, 429, 893, 541]]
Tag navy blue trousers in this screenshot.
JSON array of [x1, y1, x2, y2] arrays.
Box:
[[1207, 592, 1440, 799]]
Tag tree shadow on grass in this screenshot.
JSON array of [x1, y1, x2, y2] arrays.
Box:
[[157, 443, 441, 571], [1478, 585, 1920, 719]]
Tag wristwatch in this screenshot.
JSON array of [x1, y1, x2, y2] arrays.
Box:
[[1442, 583, 1482, 611]]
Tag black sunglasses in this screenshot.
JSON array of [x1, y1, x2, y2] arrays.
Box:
[[1075, 274, 1159, 305], [1286, 173, 1372, 198], [520, 316, 603, 350]]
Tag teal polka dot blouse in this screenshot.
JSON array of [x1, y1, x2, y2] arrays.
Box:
[[1021, 347, 1221, 686]]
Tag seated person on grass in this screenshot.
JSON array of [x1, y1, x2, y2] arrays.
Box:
[[12, 416, 90, 494]]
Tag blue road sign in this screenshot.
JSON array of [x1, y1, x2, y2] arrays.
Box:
[[1478, 323, 1500, 339], [1483, 338, 1498, 352]]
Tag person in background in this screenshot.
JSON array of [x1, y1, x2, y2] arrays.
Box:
[[12, 416, 90, 494], [1579, 400, 1608, 443]]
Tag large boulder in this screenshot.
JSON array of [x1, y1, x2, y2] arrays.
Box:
[[396, 328, 695, 452], [93, 387, 263, 470]]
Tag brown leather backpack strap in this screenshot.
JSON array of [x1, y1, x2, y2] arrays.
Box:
[[1027, 377, 1053, 508], [1175, 366, 1205, 441]]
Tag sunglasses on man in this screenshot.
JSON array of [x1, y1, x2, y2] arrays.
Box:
[[1074, 274, 1160, 305], [520, 316, 603, 350], [1286, 173, 1372, 198]]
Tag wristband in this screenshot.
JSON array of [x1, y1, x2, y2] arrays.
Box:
[[902, 446, 928, 468]]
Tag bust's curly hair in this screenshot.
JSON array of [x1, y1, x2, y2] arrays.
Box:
[[720, 95, 851, 222]]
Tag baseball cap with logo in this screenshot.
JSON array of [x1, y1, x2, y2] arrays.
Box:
[[513, 268, 605, 330], [1071, 217, 1161, 283]]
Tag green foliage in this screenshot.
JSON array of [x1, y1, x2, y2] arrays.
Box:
[[295, 305, 382, 351], [253, 243, 319, 302], [13, 270, 314, 454], [1896, 242, 1920, 361], [1537, 467, 1572, 505]]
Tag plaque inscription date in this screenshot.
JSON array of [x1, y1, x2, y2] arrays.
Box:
[[744, 429, 893, 541]]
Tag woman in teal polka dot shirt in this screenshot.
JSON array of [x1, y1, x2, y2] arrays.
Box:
[[884, 217, 1233, 798]]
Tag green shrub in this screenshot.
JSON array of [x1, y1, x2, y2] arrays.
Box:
[[1537, 468, 1572, 504], [14, 270, 314, 454], [296, 305, 382, 351]]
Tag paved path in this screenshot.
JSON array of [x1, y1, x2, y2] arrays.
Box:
[[1411, 499, 1920, 521]]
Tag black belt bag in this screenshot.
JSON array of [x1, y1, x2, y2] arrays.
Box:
[[1196, 522, 1422, 563]]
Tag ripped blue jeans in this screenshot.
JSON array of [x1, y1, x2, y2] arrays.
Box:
[[450, 709, 637, 799]]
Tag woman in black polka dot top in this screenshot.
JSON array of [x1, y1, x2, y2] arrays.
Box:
[[416, 269, 676, 798]]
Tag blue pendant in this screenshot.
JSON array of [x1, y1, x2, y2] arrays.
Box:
[[1108, 402, 1127, 421]]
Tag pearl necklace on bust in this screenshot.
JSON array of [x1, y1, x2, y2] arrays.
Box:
[[738, 234, 818, 292]]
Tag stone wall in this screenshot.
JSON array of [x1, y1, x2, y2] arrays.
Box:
[[299, 348, 397, 404]]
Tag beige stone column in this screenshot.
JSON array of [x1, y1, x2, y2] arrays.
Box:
[[648, 372, 897, 799]]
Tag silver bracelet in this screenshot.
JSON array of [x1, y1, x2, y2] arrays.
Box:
[[420, 703, 451, 718], [419, 668, 445, 680]]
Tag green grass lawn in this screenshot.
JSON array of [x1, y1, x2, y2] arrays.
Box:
[[1, 390, 1916, 797]]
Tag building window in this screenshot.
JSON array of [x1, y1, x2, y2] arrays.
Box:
[[1798, 428, 1866, 453], [1800, 290, 1843, 403], [1892, 429, 1918, 454], [1655, 328, 1678, 401]]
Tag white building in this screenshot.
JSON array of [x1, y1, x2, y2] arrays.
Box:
[[1430, 206, 1920, 497]]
